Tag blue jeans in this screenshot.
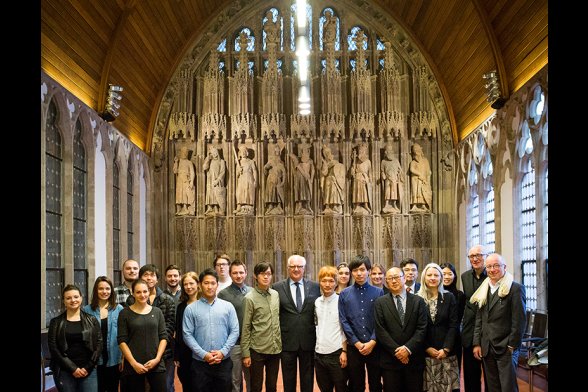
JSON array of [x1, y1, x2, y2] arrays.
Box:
[[165, 357, 175, 392], [54, 367, 97, 392]]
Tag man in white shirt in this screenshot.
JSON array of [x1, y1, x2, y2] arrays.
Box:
[[314, 266, 348, 392], [215, 253, 233, 293]]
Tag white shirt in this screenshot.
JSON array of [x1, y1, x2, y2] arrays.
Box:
[[289, 279, 305, 307], [216, 279, 232, 294], [315, 293, 346, 354]]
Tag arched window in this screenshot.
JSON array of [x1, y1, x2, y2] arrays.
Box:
[[262, 8, 283, 51], [470, 194, 480, 248], [113, 162, 121, 286], [290, 2, 313, 50], [45, 100, 64, 326], [520, 156, 537, 310], [73, 119, 88, 302], [127, 157, 134, 259], [234, 27, 255, 52], [484, 188, 495, 253]]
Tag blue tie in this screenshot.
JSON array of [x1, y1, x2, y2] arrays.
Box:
[[396, 295, 405, 325], [295, 282, 303, 312]]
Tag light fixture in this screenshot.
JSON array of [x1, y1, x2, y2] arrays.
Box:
[[101, 84, 124, 122], [482, 70, 505, 109]]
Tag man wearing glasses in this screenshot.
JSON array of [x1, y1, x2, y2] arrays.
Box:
[[273, 255, 321, 392], [472, 253, 526, 392], [215, 254, 233, 293], [461, 245, 488, 392]]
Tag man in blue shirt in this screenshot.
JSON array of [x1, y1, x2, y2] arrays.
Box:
[[338, 255, 384, 392], [183, 268, 240, 392]]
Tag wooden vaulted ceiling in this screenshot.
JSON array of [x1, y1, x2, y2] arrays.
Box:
[[41, 0, 548, 152]]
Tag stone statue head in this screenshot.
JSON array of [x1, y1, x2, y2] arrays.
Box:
[[357, 143, 368, 159], [411, 143, 423, 157], [322, 145, 333, 160], [179, 146, 190, 159], [208, 145, 219, 158], [384, 143, 394, 159], [238, 145, 249, 159]]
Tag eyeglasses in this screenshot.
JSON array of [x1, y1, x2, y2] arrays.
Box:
[[258, 272, 273, 277], [216, 263, 229, 267], [385, 275, 404, 281], [485, 263, 504, 270], [468, 253, 486, 259], [288, 265, 305, 269]]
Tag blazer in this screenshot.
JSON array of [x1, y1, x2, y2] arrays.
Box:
[[82, 303, 124, 367], [374, 292, 428, 370], [472, 282, 526, 356], [273, 278, 321, 351], [461, 269, 487, 346], [423, 292, 458, 353]]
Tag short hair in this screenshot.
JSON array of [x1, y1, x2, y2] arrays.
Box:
[[90, 276, 116, 311], [199, 268, 219, 283], [254, 261, 274, 276], [287, 254, 306, 267], [165, 264, 181, 275], [122, 258, 139, 269], [348, 254, 372, 271], [318, 265, 337, 281], [229, 259, 247, 274], [139, 264, 160, 279], [62, 284, 82, 298], [400, 258, 419, 270], [179, 272, 200, 302], [214, 253, 231, 268]]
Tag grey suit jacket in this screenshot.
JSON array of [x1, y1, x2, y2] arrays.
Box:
[[472, 282, 526, 356], [273, 278, 321, 351], [374, 292, 428, 370]]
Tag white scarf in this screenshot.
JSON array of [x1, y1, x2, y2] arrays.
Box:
[[469, 271, 514, 308]]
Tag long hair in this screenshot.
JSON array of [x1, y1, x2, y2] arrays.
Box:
[[416, 262, 447, 300], [179, 271, 200, 302], [89, 276, 117, 311], [439, 262, 459, 295]]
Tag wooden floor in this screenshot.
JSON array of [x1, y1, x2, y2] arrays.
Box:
[[172, 363, 547, 391]]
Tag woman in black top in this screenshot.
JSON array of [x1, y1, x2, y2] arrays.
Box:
[[174, 271, 200, 389], [48, 284, 102, 392], [440, 262, 466, 367]]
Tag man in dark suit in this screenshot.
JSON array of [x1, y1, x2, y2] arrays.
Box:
[[273, 254, 321, 392], [472, 253, 526, 392], [375, 266, 428, 392], [400, 258, 421, 293], [461, 244, 488, 392]]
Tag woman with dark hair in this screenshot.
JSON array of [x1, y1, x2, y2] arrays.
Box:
[[118, 279, 167, 392], [48, 284, 102, 391], [439, 262, 466, 367], [83, 276, 124, 392], [174, 271, 200, 389], [335, 263, 351, 294]]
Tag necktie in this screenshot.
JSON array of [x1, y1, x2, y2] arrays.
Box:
[[406, 286, 411, 293], [295, 282, 303, 312], [396, 295, 405, 325]]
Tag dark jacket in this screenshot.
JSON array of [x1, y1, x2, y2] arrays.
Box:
[[424, 292, 458, 353], [461, 268, 487, 346], [48, 310, 102, 376]]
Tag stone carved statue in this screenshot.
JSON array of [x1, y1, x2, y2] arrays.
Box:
[[234, 145, 258, 216], [264, 10, 280, 46], [409, 143, 432, 212], [203, 145, 227, 216], [319, 145, 345, 215], [173, 146, 195, 216], [290, 146, 315, 215], [263, 144, 286, 215], [381, 143, 403, 214], [350, 143, 373, 215], [323, 10, 337, 44]]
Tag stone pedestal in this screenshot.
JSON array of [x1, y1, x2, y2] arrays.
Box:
[[352, 215, 374, 255], [205, 216, 226, 254], [322, 215, 343, 266]]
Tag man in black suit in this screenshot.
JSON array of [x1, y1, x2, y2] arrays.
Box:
[[375, 266, 428, 392], [473, 253, 526, 392], [273, 254, 321, 392], [461, 244, 488, 392]]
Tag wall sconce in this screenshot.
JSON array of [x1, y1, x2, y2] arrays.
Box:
[[482, 70, 505, 109], [100, 84, 123, 122]]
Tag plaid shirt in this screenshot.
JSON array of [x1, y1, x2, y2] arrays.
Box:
[[114, 284, 131, 307]]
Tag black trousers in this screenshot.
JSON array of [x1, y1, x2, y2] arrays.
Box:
[[346, 345, 381, 392], [249, 350, 280, 392], [482, 347, 519, 392], [382, 366, 423, 392], [190, 357, 233, 392], [314, 350, 348, 392], [463, 345, 487, 392], [281, 348, 315, 392], [97, 364, 120, 392]]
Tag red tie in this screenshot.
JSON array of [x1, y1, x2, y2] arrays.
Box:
[[406, 287, 411, 293]]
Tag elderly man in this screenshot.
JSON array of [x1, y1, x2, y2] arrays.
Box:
[[273, 255, 321, 392], [472, 253, 526, 392]]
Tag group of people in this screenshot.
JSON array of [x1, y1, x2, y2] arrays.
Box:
[[48, 244, 526, 392]]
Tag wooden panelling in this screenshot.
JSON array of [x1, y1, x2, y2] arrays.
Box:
[[41, 0, 549, 148]]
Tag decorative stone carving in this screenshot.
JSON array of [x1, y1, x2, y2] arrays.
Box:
[[352, 215, 373, 253], [319, 145, 345, 215], [173, 146, 196, 215], [206, 216, 226, 253], [381, 143, 403, 214], [263, 144, 286, 215], [350, 143, 373, 215], [203, 145, 227, 216], [409, 143, 432, 212], [290, 144, 315, 215], [234, 144, 257, 216]]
